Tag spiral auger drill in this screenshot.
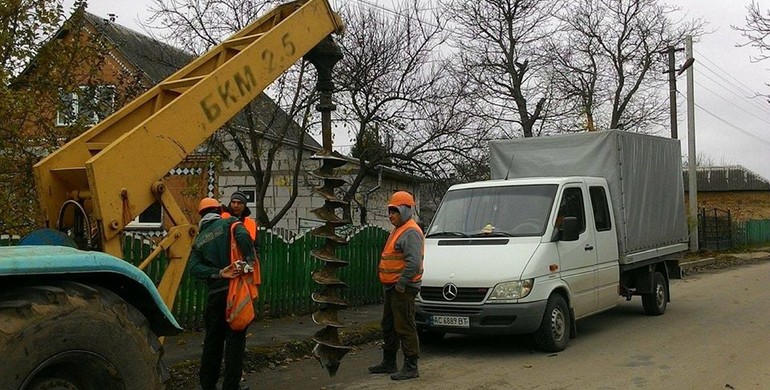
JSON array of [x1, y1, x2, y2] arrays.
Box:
[[305, 36, 350, 377]]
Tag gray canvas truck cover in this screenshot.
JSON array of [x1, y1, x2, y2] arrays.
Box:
[[489, 130, 688, 260]]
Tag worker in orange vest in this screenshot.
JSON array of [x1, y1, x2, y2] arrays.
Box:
[[368, 190, 424, 381], [222, 191, 258, 241], [188, 198, 255, 390], [220, 191, 259, 387]]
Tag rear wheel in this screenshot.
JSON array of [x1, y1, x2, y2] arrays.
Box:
[[0, 282, 167, 389], [534, 294, 570, 352], [642, 271, 668, 316]]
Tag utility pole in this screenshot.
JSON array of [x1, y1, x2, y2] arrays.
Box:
[[661, 41, 697, 251], [661, 45, 684, 139], [685, 36, 698, 252]]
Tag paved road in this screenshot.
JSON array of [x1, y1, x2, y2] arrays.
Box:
[[244, 260, 770, 389]]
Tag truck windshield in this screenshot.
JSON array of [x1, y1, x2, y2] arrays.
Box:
[[426, 184, 558, 238]]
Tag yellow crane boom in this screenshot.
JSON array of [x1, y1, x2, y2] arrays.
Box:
[[33, 0, 343, 308]]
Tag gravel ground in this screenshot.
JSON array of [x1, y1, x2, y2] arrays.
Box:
[[166, 323, 381, 389], [165, 245, 770, 388], [681, 247, 770, 275]]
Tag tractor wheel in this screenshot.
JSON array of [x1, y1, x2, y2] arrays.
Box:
[[0, 281, 167, 389]]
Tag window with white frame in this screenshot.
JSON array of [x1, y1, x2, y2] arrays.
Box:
[[236, 188, 255, 206], [56, 85, 116, 126], [125, 202, 163, 230]]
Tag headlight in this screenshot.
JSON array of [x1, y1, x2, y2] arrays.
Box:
[[487, 279, 534, 301]]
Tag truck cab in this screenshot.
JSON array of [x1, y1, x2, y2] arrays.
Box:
[[416, 177, 621, 352]]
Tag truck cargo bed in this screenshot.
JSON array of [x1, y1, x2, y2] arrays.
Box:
[[489, 130, 689, 262]]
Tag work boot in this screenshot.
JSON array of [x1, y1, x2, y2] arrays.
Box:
[[390, 355, 419, 380], [368, 350, 398, 374]]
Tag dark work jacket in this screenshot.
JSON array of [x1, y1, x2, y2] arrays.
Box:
[[187, 214, 255, 294]]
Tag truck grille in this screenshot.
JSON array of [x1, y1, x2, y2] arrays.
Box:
[[420, 286, 488, 303], [417, 304, 483, 315]]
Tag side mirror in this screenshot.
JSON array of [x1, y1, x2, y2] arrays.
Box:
[[560, 217, 580, 241]]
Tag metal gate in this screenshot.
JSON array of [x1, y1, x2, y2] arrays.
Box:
[[698, 208, 732, 250]]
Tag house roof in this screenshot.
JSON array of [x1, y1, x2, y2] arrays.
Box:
[[82, 12, 191, 84], [378, 165, 429, 183], [683, 165, 770, 191]]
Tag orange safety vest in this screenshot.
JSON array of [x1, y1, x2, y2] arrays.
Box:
[[378, 219, 424, 284], [221, 212, 258, 241], [226, 221, 261, 331]]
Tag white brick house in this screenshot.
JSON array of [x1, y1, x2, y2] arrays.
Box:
[[218, 140, 424, 234]]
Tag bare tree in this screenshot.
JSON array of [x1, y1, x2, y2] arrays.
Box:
[[441, 0, 560, 138], [146, 0, 280, 55], [550, 0, 704, 132], [544, 16, 604, 132], [146, 0, 322, 228], [221, 69, 319, 227], [333, 1, 489, 222], [735, 1, 770, 63]]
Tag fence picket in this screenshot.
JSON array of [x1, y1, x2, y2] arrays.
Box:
[[2, 225, 388, 329]]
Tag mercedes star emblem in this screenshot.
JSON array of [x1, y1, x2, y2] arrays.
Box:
[[442, 283, 458, 301]]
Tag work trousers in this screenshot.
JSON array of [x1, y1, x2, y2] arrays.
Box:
[[199, 290, 248, 390], [380, 287, 420, 357]]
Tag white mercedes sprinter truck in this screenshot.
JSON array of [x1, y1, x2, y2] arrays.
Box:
[[415, 130, 689, 352]]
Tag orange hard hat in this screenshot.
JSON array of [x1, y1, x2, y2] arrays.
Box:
[[388, 191, 415, 207], [198, 197, 220, 214]]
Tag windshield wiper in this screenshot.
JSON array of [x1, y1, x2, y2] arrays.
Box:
[[469, 231, 514, 237], [425, 231, 469, 238]]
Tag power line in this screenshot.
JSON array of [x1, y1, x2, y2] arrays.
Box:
[[686, 50, 770, 140], [695, 48, 766, 98], [691, 80, 770, 126], [334, 0, 442, 29], [695, 65, 770, 116], [689, 101, 770, 147], [692, 55, 770, 117]]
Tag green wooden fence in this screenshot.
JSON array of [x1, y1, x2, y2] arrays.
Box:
[[6, 217, 770, 328], [734, 219, 770, 248], [121, 225, 388, 329]]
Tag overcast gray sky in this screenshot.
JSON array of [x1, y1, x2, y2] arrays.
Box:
[[669, 0, 770, 181], [65, 0, 770, 180]]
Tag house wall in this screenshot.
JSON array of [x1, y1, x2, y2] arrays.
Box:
[[19, 21, 146, 142], [686, 191, 770, 221], [17, 18, 165, 236], [162, 162, 215, 227], [56, 23, 211, 232], [218, 145, 420, 234]]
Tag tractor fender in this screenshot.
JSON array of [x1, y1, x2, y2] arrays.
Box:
[[0, 245, 182, 336]]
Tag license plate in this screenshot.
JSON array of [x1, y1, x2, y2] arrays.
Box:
[[430, 315, 470, 328]]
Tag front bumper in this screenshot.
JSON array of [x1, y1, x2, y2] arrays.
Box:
[[415, 300, 548, 335]]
